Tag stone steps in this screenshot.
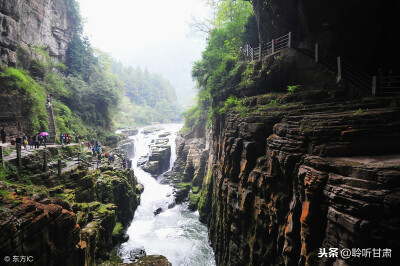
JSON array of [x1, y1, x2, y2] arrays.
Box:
[[46, 106, 57, 144]]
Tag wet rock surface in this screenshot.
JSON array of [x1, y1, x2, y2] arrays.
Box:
[[0, 138, 142, 265], [0, 197, 84, 265], [196, 93, 400, 265], [143, 138, 171, 176], [166, 124, 209, 207]]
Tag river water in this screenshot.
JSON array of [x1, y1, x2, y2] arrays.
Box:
[[119, 123, 216, 266]]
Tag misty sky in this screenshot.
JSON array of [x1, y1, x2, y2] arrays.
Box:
[[77, 0, 210, 107]]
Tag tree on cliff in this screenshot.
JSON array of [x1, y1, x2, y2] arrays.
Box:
[[183, 0, 257, 132]]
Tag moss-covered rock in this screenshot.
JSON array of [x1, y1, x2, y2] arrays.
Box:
[[188, 189, 201, 211]]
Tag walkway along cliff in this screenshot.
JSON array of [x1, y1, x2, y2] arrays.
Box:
[[173, 47, 400, 266], [0, 137, 142, 265], [171, 1, 400, 265]]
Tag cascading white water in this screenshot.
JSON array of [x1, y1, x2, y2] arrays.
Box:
[[120, 124, 215, 265]]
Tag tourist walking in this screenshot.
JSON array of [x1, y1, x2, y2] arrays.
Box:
[[60, 133, 63, 145], [29, 137, 34, 149], [39, 135, 44, 147], [22, 135, 27, 150], [1, 127, 6, 144], [34, 134, 39, 149]]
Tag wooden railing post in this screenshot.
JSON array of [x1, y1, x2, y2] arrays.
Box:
[[288, 32, 292, 48], [0, 146, 4, 169], [246, 44, 249, 57], [315, 43, 319, 62], [272, 39, 275, 53], [16, 143, 22, 168], [251, 47, 254, 61], [58, 159, 62, 177], [259, 43, 262, 60], [43, 151, 48, 172], [337, 57, 342, 83], [372, 76, 377, 97]]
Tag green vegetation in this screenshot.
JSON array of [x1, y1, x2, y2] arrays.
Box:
[[218, 95, 248, 117], [182, 0, 257, 133], [0, 67, 48, 133], [351, 108, 368, 116], [287, 85, 300, 94], [1, 0, 182, 140], [112, 222, 123, 237], [267, 99, 279, 107], [112, 63, 181, 127]]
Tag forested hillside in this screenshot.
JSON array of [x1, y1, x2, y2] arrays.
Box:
[[112, 62, 181, 126], [0, 0, 181, 140]]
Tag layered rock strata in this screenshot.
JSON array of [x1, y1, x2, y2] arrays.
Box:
[[173, 49, 400, 265], [0, 144, 141, 265], [197, 94, 400, 265]]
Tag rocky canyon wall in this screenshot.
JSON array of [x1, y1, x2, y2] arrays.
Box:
[[175, 49, 400, 265], [0, 0, 75, 136], [0, 0, 75, 66]]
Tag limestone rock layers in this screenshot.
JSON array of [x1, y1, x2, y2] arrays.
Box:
[[0, 0, 74, 65], [198, 99, 400, 266]]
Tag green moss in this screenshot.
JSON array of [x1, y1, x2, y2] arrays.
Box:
[[175, 182, 192, 190], [198, 169, 212, 214], [0, 67, 48, 133], [239, 62, 256, 87], [287, 85, 300, 94], [189, 191, 200, 207], [192, 186, 200, 194], [112, 222, 123, 237], [97, 203, 116, 215], [351, 108, 368, 116]]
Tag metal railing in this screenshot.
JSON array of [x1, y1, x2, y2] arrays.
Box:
[[241, 33, 291, 60], [241, 32, 389, 96], [378, 73, 400, 96]]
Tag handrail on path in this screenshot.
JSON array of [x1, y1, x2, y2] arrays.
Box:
[[240, 32, 398, 97]]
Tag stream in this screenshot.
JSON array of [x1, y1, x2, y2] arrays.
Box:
[[119, 123, 216, 265]]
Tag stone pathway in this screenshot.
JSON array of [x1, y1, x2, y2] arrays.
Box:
[[2, 143, 79, 161], [331, 154, 400, 167]]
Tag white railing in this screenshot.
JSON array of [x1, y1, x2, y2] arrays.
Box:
[[241, 33, 291, 60], [241, 32, 387, 97]]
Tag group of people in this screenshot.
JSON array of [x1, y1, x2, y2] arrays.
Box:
[[122, 158, 132, 169], [104, 152, 115, 164], [60, 134, 72, 145], [1, 127, 48, 149], [10, 134, 46, 149], [1, 126, 133, 171]]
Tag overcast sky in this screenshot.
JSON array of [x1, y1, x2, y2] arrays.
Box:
[[77, 0, 210, 107]]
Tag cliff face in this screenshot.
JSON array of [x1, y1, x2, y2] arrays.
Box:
[[175, 48, 400, 265], [169, 123, 209, 208], [251, 0, 400, 73], [0, 145, 141, 265], [0, 0, 75, 66], [202, 99, 400, 265]]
